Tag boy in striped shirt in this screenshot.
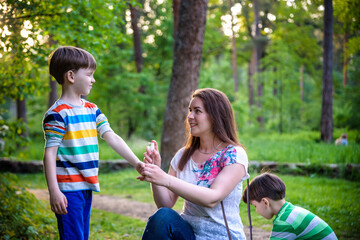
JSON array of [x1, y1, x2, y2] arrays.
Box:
[[242, 173, 337, 239], [43, 46, 144, 240]]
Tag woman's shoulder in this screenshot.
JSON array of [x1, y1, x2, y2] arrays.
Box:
[[225, 144, 246, 155], [170, 147, 186, 169], [174, 147, 186, 157], [223, 144, 248, 163]]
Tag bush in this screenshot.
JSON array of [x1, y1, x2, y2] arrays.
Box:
[[0, 173, 57, 239]]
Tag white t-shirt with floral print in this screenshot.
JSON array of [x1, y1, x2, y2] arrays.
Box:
[[170, 145, 250, 240]]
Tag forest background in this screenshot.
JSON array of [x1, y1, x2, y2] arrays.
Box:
[[0, 0, 360, 238], [1, 0, 360, 163]]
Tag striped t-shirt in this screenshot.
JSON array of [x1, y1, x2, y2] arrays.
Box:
[[271, 201, 337, 240], [43, 99, 112, 192]]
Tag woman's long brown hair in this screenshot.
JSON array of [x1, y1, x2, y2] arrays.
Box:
[[177, 88, 244, 171]]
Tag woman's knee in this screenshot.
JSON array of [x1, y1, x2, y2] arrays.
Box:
[[148, 207, 179, 224], [143, 207, 195, 240]]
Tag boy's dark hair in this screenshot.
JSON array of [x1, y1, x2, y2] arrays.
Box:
[[48, 46, 96, 85], [242, 173, 286, 203]]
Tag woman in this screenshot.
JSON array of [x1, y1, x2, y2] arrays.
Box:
[[139, 88, 249, 240]]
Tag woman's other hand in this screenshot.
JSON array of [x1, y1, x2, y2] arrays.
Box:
[[144, 140, 161, 167]]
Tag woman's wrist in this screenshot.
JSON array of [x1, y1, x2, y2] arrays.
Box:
[[166, 175, 172, 188]]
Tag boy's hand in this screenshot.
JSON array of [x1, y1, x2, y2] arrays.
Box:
[[136, 161, 146, 181], [135, 161, 145, 175], [49, 190, 68, 215]]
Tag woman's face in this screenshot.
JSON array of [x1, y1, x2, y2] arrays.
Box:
[[187, 97, 212, 138]]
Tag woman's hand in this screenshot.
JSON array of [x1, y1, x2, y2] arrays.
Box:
[[138, 140, 161, 181], [144, 140, 161, 167], [140, 163, 171, 187]]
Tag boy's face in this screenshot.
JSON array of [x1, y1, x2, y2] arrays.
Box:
[[250, 199, 274, 220], [71, 68, 95, 96]]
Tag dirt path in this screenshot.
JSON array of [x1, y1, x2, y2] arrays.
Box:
[[29, 189, 270, 239]]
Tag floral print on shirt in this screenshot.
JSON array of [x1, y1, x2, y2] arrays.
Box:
[[194, 146, 238, 187]]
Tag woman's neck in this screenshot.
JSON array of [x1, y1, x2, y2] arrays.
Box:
[[198, 136, 223, 154]]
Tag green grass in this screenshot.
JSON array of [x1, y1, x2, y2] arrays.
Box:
[[8, 130, 360, 238], [16, 169, 360, 239], [33, 201, 146, 240], [89, 209, 146, 240], [240, 131, 360, 164], [244, 139, 360, 164], [241, 173, 360, 239]]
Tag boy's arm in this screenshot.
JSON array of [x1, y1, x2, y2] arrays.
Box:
[[102, 131, 144, 173], [43, 146, 68, 215]]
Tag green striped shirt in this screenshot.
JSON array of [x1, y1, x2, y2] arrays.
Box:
[[271, 202, 337, 240]]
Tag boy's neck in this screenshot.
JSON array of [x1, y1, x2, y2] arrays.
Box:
[[270, 198, 286, 216], [60, 91, 83, 106]]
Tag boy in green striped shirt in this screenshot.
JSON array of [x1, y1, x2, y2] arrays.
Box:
[[242, 173, 337, 239]]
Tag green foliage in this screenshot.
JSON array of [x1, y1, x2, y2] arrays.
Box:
[[0, 118, 29, 158], [334, 57, 360, 131], [13, 173, 48, 190], [1, 0, 360, 157], [334, 0, 360, 37], [0, 173, 57, 239]]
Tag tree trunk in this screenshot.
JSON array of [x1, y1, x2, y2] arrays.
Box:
[[173, 0, 181, 43], [127, 117, 135, 139], [273, 67, 277, 97], [321, 0, 333, 143], [160, 0, 208, 171], [256, 81, 264, 125], [129, 4, 143, 73], [252, 0, 263, 126], [128, 4, 145, 138], [230, 0, 239, 93], [248, 48, 256, 107], [17, 97, 28, 138]]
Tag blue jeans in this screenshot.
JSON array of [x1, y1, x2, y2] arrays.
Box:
[[55, 190, 92, 240], [142, 207, 195, 240]]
